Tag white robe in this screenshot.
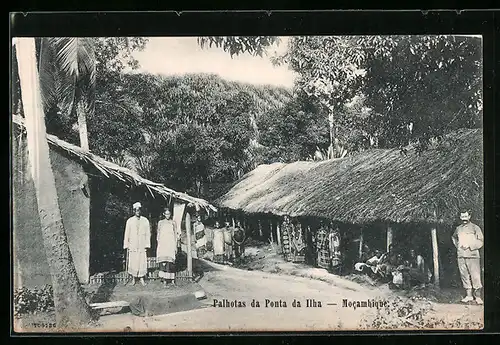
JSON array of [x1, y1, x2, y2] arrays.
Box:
[[156, 219, 178, 263], [213, 228, 225, 256], [123, 216, 151, 277]]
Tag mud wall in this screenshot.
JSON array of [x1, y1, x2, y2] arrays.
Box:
[[13, 134, 90, 288]]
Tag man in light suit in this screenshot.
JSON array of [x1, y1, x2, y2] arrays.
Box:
[[452, 210, 484, 304]]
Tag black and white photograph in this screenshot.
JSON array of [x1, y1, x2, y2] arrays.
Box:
[[11, 33, 484, 332]]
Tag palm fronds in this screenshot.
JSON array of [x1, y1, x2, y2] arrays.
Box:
[[38, 37, 96, 117]]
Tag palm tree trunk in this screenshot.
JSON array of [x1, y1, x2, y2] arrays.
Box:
[[76, 101, 91, 199], [328, 111, 335, 159], [15, 37, 93, 330], [76, 101, 90, 151]]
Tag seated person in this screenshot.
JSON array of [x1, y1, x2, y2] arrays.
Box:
[[354, 249, 383, 277], [366, 249, 383, 265], [376, 244, 400, 281], [403, 249, 431, 288]]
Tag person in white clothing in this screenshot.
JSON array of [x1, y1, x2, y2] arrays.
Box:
[[123, 202, 151, 286], [156, 208, 179, 286]]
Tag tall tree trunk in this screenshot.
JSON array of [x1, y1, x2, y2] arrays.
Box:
[[76, 101, 91, 199], [76, 101, 90, 151], [328, 111, 335, 159], [15, 38, 93, 330]]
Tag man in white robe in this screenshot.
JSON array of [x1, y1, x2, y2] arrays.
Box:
[[123, 202, 151, 286]]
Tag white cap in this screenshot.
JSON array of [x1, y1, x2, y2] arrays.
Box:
[[133, 202, 142, 209]]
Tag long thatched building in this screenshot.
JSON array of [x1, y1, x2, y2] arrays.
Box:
[[217, 128, 483, 286]]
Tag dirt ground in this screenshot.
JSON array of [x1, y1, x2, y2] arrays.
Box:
[[84, 277, 203, 305], [228, 243, 484, 330], [14, 243, 484, 332]]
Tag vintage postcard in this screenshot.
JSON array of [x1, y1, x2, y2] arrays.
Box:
[[11, 33, 484, 332]]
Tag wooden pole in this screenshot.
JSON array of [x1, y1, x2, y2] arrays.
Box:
[[270, 220, 275, 243], [258, 219, 263, 238], [358, 227, 364, 260], [386, 226, 393, 252], [185, 211, 193, 278], [431, 227, 440, 288]]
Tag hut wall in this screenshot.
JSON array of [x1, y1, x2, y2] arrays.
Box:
[[13, 136, 90, 288]]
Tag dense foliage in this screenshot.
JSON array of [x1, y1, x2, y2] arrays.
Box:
[[14, 34, 482, 195], [14, 285, 55, 316], [93, 73, 291, 195], [198, 36, 280, 57], [273, 35, 482, 153]]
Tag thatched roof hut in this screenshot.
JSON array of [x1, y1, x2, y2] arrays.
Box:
[[13, 115, 217, 287], [216, 128, 483, 225], [12, 115, 217, 213]]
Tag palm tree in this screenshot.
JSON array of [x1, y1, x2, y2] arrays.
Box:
[[14, 37, 93, 329], [39, 37, 96, 151]]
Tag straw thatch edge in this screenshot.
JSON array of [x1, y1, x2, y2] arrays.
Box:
[[216, 128, 483, 226], [12, 115, 217, 213]]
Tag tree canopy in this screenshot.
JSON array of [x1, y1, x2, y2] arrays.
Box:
[[272, 35, 482, 152], [84, 71, 292, 196], [13, 34, 483, 196]]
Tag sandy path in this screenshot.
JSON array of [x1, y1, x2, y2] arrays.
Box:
[[97, 260, 388, 332]]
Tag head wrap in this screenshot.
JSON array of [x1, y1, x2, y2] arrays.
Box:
[[133, 202, 142, 209]]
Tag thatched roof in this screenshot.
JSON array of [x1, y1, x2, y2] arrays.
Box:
[[216, 129, 483, 225], [12, 115, 217, 213]]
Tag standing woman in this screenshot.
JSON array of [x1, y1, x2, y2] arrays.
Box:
[[156, 208, 179, 287], [213, 221, 225, 264], [223, 221, 234, 263]]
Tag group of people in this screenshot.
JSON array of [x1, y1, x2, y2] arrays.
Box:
[[122, 201, 248, 287], [123, 202, 178, 287], [353, 210, 484, 305], [123, 201, 484, 305], [355, 244, 432, 289], [210, 220, 246, 265], [123, 201, 207, 287]]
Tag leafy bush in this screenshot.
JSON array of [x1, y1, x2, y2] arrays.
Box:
[[14, 285, 54, 316]]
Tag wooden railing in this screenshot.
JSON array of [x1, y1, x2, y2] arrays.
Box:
[[89, 257, 192, 285]]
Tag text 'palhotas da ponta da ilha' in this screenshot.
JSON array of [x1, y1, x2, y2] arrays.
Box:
[[212, 298, 323, 308]]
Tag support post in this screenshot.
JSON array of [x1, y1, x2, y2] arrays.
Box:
[[185, 211, 193, 278], [270, 221, 275, 243], [232, 217, 235, 228], [431, 227, 440, 288], [386, 226, 393, 252], [358, 227, 364, 260], [258, 219, 263, 238]]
